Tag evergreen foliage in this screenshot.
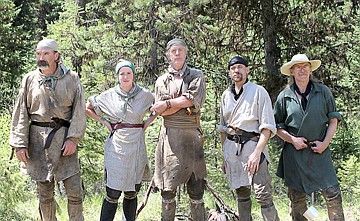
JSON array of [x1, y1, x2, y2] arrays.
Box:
[[0, 0, 359, 219]]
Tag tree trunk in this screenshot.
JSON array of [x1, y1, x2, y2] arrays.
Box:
[[260, 0, 283, 101]]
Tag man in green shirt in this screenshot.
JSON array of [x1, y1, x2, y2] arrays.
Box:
[[274, 54, 344, 221]]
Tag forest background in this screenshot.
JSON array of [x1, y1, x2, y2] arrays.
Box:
[[0, 0, 359, 220]]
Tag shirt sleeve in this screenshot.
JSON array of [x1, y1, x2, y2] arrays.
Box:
[[323, 86, 342, 122], [66, 75, 86, 145], [9, 75, 31, 148], [274, 91, 287, 129], [182, 70, 206, 110], [257, 87, 277, 137]]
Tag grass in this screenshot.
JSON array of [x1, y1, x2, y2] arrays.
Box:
[[11, 184, 360, 221]]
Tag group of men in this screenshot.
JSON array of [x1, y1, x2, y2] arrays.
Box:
[[10, 37, 344, 221]]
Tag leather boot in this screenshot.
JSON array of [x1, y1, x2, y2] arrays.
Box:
[[288, 188, 307, 221], [68, 201, 84, 221], [39, 199, 57, 221], [161, 199, 176, 221], [100, 198, 118, 221], [237, 199, 253, 221], [190, 199, 206, 221], [261, 204, 279, 221], [322, 186, 345, 221], [122, 197, 137, 221]]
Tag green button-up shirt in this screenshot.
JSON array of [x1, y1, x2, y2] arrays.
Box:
[[274, 81, 341, 194]]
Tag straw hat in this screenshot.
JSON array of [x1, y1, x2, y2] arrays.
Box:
[[280, 54, 321, 75]]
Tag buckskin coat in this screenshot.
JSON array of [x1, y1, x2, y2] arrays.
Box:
[[153, 66, 207, 191], [9, 65, 86, 182]]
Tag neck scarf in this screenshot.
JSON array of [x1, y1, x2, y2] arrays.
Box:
[[294, 81, 312, 111], [38, 63, 69, 90], [168, 62, 188, 77], [114, 82, 142, 114], [231, 79, 248, 101]]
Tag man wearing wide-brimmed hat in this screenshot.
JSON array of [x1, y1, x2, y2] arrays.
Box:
[[274, 54, 345, 221], [10, 39, 86, 220]]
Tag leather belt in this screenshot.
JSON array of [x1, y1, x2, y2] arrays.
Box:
[[227, 129, 260, 155], [111, 123, 144, 130], [31, 117, 70, 149]]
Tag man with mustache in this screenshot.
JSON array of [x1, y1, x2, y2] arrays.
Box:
[[10, 39, 86, 221], [218, 56, 279, 220]]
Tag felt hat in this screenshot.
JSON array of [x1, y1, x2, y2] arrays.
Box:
[[36, 39, 58, 51], [280, 54, 321, 75], [166, 38, 188, 51]]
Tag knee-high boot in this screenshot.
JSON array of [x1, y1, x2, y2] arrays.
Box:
[[68, 200, 84, 221], [322, 186, 345, 221], [100, 198, 118, 221], [261, 203, 279, 221], [237, 198, 253, 221], [161, 199, 176, 221], [190, 199, 206, 221], [39, 199, 57, 221], [122, 197, 137, 221]]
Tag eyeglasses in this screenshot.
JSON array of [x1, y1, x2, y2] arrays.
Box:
[[292, 65, 311, 71]]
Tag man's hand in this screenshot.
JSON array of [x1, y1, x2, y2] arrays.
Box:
[[311, 141, 327, 154], [16, 148, 29, 162], [150, 101, 167, 115], [62, 140, 77, 156], [246, 151, 261, 175], [292, 137, 308, 150]]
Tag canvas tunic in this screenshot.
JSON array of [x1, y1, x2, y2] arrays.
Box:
[[89, 86, 154, 191], [9, 65, 86, 182], [274, 81, 341, 194], [153, 67, 207, 191], [218, 81, 276, 189]]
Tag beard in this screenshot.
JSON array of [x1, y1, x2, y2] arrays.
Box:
[[231, 73, 244, 82], [37, 60, 50, 71]]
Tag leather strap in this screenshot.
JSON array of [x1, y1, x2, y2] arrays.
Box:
[[31, 117, 70, 149]]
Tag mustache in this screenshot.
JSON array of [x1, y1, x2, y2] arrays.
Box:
[[37, 60, 49, 67]]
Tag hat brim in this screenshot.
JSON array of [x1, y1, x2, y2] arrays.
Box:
[[280, 60, 321, 75]]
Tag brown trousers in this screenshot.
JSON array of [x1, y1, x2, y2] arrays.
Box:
[[288, 186, 345, 221], [37, 172, 84, 221]]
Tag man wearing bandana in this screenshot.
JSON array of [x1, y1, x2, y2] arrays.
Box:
[[9, 39, 86, 220], [218, 56, 279, 220], [274, 54, 344, 221], [151, 38, 207, 220]]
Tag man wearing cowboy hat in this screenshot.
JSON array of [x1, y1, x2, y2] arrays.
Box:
[[274, 54, 345, 220], [10, 39, 86, 220]]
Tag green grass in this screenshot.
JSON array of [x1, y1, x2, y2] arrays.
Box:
[[11, 185, 360, 221]]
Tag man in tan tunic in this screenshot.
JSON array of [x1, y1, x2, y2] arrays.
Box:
[[218, 56, 279, 221], [151, 38, 207, 221], [9, 39, 86, 221]]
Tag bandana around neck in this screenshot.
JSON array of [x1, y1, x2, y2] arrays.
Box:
[[294, 81, 312, 111], [114, 82, 142, 114], [38, 63, 69, 90], [168, 62, 188, 77]]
